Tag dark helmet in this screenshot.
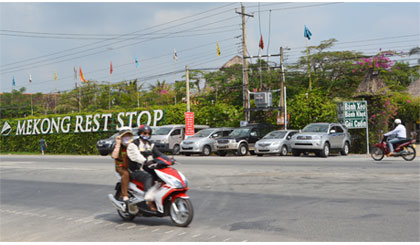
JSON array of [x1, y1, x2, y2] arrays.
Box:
[[138, 124, 153, 136]]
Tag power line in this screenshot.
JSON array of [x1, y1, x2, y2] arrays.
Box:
[[0, 2, 237, 69]]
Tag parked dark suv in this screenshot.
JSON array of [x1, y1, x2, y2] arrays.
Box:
[[215, 123, 275, 156]]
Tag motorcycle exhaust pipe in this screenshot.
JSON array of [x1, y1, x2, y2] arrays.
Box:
[[108, 194, 125, 212]]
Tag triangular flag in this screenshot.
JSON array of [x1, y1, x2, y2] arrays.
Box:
[[110, 61, 113, 75], [304, 25, 312, 40], [259, 35, 264, 50], [173, 49, 178, 62], [29, 74, 32, 83], [217, 41, 221, 56], [135, 57, 139, 68], [54, 71, 58, 81], [12, 76, 16, 86], [79, 67, 87, 83], [74, 67, 77, 80]]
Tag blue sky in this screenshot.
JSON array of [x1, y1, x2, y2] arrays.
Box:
[[1, 1, 419, 93]]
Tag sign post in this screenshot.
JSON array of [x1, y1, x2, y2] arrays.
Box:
[[185, 112, 195, 137], [337, 101, 369, 155]]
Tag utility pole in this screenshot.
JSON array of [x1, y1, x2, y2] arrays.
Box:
[[108, 82, 111, 110], [186, 65, 190, 112], [279, 47, 284, 128], [236, 5, 253, 122]]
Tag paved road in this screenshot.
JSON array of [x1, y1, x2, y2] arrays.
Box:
[[1, 154, 419, 242]]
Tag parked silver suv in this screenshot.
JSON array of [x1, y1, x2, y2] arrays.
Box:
[[291, 123, 351, 158], [180, 127, 234, 156]]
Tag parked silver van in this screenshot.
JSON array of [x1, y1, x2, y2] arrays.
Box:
[[151, 124, 209, 155], [180, 127, 234, 156]]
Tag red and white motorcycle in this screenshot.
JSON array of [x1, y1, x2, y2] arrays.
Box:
[[108, 157, 193, 227]]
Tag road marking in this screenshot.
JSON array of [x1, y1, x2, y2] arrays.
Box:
[[152, 229, 160, 232], [137, 227, 147, 230], [242, 240, 248, 242], [94, 221, 104, 225], [223, 238, 231, 242], [127, 225, 137, 229], [115, 223, 127, 228], [40, 214, 47, 217], [209, 235, 217, 239], [178, 232, 187, 236], [192, 234, 201, 238], [66, 218, 73, 221], [165, 230, 175, 234]]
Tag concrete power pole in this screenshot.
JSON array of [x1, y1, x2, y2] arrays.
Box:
[[236, 5, 253, 122], [186, 65, 190, 112], [280, 47, 284, 127]]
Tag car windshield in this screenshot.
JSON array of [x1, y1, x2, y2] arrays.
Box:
[[194, 129, 213, 137], [229, 128, 250, 137], [153, 127, 172, 135], [263, 131, 287, 139], [303, 124, 329, 133]]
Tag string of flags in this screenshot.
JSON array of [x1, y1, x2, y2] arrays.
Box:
[[9, 41, 233, 87]]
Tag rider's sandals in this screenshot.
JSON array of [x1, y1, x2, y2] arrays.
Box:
[[146, 201, 157, 211]]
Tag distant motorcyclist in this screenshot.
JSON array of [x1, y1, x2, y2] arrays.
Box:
[[384, 119, 407, 156], [126, 125, 166, 211]]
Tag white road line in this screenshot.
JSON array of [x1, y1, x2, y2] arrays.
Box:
[[165, 230, 175, 234], [152, 229, 160, 232], [242, 240, 248, 242], [209, 235, 217, 239], [66, 218, 73, 221], [40, 214, 47, 217], [178, 232, 187, 236], [115, 223, 127, 228], [223, 238, 231, 242], [192, 234, 201, 238], [127, 225, 137, 229], [94, 221, 104, 225]]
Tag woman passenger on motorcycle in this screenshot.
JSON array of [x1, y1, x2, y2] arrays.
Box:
[[111, 127, 133, 210]]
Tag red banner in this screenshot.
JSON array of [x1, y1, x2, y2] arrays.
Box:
[[185, 112, 195, 137]]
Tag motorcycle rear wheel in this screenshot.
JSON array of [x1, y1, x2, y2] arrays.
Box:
[[401, 146, 416, 161], [170, 198, 193, 227], [115, 190, 136, 221], [371, 146, 384, 161]]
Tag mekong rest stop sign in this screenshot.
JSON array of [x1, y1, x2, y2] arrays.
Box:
[[337, 101, 368, 129], [185, 112, 195, 137]]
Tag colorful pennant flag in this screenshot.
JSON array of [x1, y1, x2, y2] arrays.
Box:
[[79, 67, 87, 83], [12, 76, 16, 86], [217, 41, 221, 56], [110, 61, 113, 75], [29, 74, 32, 83], [173, 49, 178, 62], [54, 71, 58, 81], [135, 57, 139, 68], [304, 25, 312, 40], [74, 67, 77, 80], [259, 34, 264, 50]]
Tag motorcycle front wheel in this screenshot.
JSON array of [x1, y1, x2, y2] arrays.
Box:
[[371, 146, 384, 161], [402, 146, 416, 161], [115, 190, 136, 221], [170, 198, 193, 227]]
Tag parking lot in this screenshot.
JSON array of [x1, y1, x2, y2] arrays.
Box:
[[1, 154, 419, 242]]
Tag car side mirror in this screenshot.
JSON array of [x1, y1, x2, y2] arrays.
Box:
[[250, 132, 257, 137], [330, 129, 336, 134], [286, 136, 291, 140]]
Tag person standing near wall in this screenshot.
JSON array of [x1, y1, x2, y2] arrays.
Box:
[[40, 138, 47, 155]]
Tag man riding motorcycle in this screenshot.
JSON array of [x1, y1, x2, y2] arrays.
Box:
[[126, 124, 167, 211], [384, 118, 407, 156]]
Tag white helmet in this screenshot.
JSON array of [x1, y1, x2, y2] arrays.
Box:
[[394, 119, 401, 125]]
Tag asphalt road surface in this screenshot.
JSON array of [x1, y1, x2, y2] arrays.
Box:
[[1, 154, 419, 242]]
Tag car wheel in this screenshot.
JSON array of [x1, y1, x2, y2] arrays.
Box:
[[172, 144, 181, 155], [201, 145, 211, 156], [340, 142, 350, 155], [280, 145, 288, 156], [237, 143, 248, 156], [292, 149, 301, 156], [320, 143, 330, 158], [99, 151, 108, 156]]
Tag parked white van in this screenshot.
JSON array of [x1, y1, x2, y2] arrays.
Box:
[[151, 124, 209, 155]]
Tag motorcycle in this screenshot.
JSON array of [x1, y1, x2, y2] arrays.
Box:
[[371, 135, 416, 161], [108, 157, 193, 227]]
